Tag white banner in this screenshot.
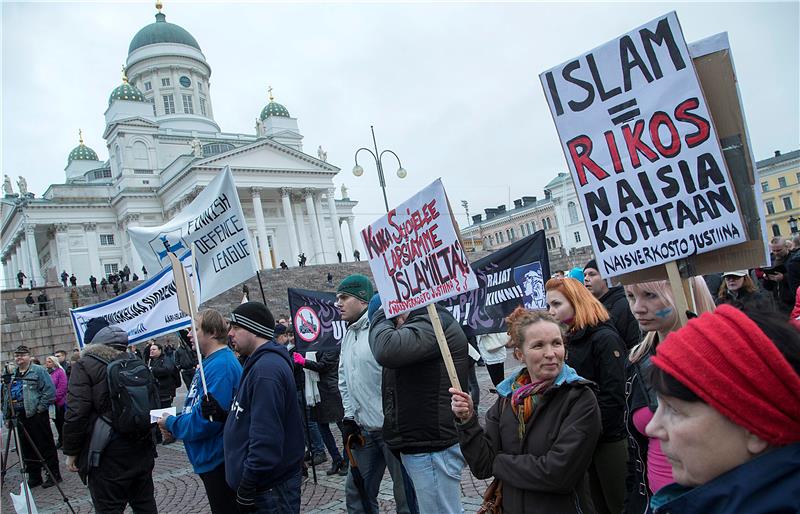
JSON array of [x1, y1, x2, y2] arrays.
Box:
[[70, 254, 193, 347], [539, 12, 746, 277], [129, 166, 258, 302], [361, 178, 478, 318]]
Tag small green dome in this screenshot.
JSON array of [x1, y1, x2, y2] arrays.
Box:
[[129, 12, 201, 54], [68, 143, 99, 162], [109, 81, 145, 106], [260, 101, 290, 120]]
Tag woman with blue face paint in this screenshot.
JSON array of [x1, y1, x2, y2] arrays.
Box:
[[622, 278, 715, 513]]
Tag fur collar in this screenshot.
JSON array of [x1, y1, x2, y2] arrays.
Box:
[[81, 343, 123, 361]]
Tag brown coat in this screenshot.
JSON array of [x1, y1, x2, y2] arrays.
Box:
[[458, 381, 601, 514]]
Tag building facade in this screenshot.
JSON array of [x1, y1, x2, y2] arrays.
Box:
[[757, 149, 800, 239], [1, 6, 359, 288]]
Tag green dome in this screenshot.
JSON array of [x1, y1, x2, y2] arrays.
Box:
[[260, 101, 290, 120], [68, 143, 99, 162], [109, 81, 145, 106], [128, 12, 201, 54]]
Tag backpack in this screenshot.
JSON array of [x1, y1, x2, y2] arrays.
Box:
[[90, 353, 160, 436]]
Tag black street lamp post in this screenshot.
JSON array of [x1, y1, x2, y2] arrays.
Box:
[[353, 126, 407, 214]]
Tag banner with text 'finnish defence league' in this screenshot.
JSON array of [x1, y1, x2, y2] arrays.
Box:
[[129, 166, 258, 302], [362, 178, 479, 318], [540, 12, 746, 277]]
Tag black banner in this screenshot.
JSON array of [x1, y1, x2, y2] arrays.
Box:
[[288, 288, 347, 353], [442, 230, 550, 335]]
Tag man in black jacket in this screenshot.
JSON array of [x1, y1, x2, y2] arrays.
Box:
[[584, 260, 640, 350], [62, 318, 157, 513], [369, 298, 469, 514]]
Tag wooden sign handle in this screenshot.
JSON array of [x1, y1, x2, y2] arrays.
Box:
[[665, 261, 689, 327], [426, 303, 462, 392]]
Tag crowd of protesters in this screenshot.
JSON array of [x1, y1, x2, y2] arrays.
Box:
[[3, 233, 800, 514]]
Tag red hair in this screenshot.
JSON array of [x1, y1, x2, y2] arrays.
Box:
[[545, 277, 609, 330]]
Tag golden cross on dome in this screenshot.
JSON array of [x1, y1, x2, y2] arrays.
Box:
[[121, 65, 128, 83], [156, 1, 163, 13], [79, 129, 84, 145], [268, 86, 274, 102]]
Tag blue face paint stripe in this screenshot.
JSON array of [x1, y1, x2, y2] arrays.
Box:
[[656, 308, 673, 319]]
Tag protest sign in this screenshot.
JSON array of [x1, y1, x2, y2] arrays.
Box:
[[70, 253, 193, 347], [288, 288, 346, 353], [442, 230, 550, 334], [361, 178, 479, 318], [129, 166, 258, 303], [540, 12, 746, 278]]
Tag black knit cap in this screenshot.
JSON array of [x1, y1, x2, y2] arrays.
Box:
[[584, 259, 598, 273], [230, 301, 275, 340], [84, 317, 110, 345]]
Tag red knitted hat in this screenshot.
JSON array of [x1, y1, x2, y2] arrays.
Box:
[[652, 304, 800, 446]]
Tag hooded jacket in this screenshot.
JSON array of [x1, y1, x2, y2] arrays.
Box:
[[369, 305, 469, 453], [338, 309, 384, 431], [223, 341, 304, 492], [458, 365, 602, 514], [599, 286, 641, 350]]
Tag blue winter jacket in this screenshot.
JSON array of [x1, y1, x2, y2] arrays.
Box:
[[165, 347, 242, 474], [223, 341, 304, 492], [651, 442, 800, 514]]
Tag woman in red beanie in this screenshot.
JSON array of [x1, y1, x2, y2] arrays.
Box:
[[622, 278, 714, 513], [645, 306, 800, 513], [545, 277, 627, 514]]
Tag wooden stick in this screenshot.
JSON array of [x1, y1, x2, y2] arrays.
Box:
[[426, 303, 462, 392], [665, 261, 689, 327]]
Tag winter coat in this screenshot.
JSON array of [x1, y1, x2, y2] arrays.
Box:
[[175, 342, 198, 371], [785, 249, 800, 299], [149, 354, 180, 401], [338, 309, 384, 431], [650, 443, 800, 514], [624, 348, 660, 514], [458, 365, 602, 514], [714, 287, 775, 311], [300, 350, 344, 424], [599, 286, 641, 350], [761, 253, 794, 312], [223, 341, 304, 492], [370, 305, 469, 453], [2, 364, 54, 419], [566, 321, 626, 443], [48, 367, 68, 407]]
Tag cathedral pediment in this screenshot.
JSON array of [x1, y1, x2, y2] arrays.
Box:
[[102, 116, 159, 138], [194, 138, 338, 173]]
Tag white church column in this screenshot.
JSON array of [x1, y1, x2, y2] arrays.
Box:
[[347, 216, 359, 258], [293, 201, 310, 264], [55, 223, 72, 275], [84, 223, 104, 283], [313, 192, 329, 264], [250, 187, 270, 270], [11, 243, 20, 281], [326, 187, 345, 261], [16, 238, 25, 280], [280, 188, 300, 267], [19, 232, 32, 286], [304, 189, 325, 264]]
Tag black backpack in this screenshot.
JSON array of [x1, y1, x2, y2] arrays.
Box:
[[90, 353, 160, 436]]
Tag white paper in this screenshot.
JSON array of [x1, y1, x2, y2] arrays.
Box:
[[150, 407, 176, 423]]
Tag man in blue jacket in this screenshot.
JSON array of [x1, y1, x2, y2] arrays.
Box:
[[202, 301, 304, 513], [158, 309, 242, 513]]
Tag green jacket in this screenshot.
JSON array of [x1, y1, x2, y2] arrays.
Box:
[[3, 364, 55, 419]]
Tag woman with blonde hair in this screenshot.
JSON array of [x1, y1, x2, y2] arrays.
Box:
[[622, 277, 714, 513], [545, 277, 627, 514], [451, 308, 601, 513]]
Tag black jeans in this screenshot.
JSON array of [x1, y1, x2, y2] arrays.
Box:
[[199, 462, 238, 513], [53, 404, 65, 444], [88, 437, 157, 514], [18, 410, 60, 480]]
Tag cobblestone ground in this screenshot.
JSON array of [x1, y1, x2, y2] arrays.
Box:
[[2, 355, 518, 513]]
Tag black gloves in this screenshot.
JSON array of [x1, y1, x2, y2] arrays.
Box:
[[200, 394, 228, 423], [341, 417, 362, 447], [235, 484, 257, 512]]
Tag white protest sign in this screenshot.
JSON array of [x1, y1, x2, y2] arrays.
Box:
[[129, 166, 258, 302], [540, 11, 746, 278], [361, 178, 478, 318], [69, 253, 193, 347]]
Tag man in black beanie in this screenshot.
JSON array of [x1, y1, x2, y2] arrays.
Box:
[[201, 301, 304, 513], [583, 260, 640, 350]]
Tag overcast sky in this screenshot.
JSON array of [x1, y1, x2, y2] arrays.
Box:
[[2, 1, 798, 233]]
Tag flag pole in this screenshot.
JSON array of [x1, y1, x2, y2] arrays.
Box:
[[256, 271, 267, 304]]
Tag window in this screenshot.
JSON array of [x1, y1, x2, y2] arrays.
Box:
[[568, 202, 579, 224], [179, 75, 191, 88], [198, 81, 203, 92], [766, 201, 775, 215], [546, 238, 551, 250], [134, 169, 154, 175], [531, 220, 536, 231], [772, 224, 781, 237], [761, 181, 769, 192], [100, 234, 115, 246], [778, 177, 787, 188], [104, 263, 119, 276], [144, 81, 152, 91], [147, 97, 156, 115], [520, 224, 526, 236], [783, 196, 793, 210], [796, 172, 800, 185], [574, 231, 581, 243], [93, 169, 112, 179], [182, 94, 194, 114], [163, 94, 175, 114], [550, 236, 556, 248], [200, 97, 207, 116], [161, 77, 171, 87]]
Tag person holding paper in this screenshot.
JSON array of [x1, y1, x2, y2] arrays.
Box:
[[158, 309, 242, 513]]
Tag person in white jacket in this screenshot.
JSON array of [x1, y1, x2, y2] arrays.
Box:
[[336, 274, 417, 514]]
